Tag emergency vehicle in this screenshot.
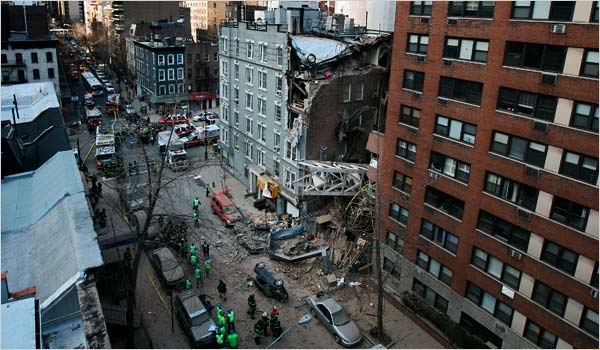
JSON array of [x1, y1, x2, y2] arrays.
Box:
[[95, 133, 116, 171], [84, 93, 95, 108], [86, 108, 103, 126], [180, 125, 220, 147]]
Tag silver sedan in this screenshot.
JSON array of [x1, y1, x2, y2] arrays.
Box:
[[308, 293, 362, 347]]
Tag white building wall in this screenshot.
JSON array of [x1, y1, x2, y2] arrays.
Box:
[[2, 48, 61, 98]]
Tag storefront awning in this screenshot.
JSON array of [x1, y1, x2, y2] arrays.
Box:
[[257, 175, 279, 198], [188, 92, 216, 101], [149, 93, 188, 105]]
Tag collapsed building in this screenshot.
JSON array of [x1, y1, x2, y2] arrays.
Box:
[[218, 4, 391, 217]]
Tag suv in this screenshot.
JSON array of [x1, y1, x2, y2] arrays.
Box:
[[175, 290, 216, 347], [210, 192, 241, 227]]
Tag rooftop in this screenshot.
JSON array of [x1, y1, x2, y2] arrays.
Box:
[[1, 151, 104, 308], [1, 82, 59, 124], [1, 296, 37, 349]]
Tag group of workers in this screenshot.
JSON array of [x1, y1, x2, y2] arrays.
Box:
[[215, 303, 238, 348], [185, 241, 211, 289], [250, 298, 284, 345]]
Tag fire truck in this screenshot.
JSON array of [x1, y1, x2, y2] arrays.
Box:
[[86, 108, 103, 126]]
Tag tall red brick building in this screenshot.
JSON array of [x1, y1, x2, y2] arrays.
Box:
[[372, 1, 598, 348]]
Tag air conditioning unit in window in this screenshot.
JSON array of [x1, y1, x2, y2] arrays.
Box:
[[591, 288, 599, 299], [541, 73, 557, 85], [447, 18, 458, 25], [550, 23, 566, 34], [234, 98, 239, 104], [273, 146, 280, 152], [415, 55, 426, 62], [438, 98, 448, 106], [443, 59, 453, 66], [516, 208, 532, 222], [533, 120, 549, 133], [420, 17, 430, 24], [276, 90, 282, 97], [509, 248, 523, 261], [413, 92, 421, 99], [524, 166, 539, 178], [428, 170, 440, 180]]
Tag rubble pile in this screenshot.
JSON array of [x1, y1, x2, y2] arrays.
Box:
[[233, 222, 270, 254], [272, 236, 327, 257]]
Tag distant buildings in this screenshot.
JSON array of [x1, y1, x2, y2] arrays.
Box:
[[218, 4, 391, 215], [1, 3, 61, 97], [182, 1, 228, 41], [57, 0, 85, 24], [334, 0, 396, 32]]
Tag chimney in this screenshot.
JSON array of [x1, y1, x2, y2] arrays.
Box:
[[2, 272, 9, 304]]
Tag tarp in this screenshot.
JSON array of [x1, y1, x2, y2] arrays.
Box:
[[291, 35, 351, 64]]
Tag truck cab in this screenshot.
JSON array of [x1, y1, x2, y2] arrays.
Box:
[[166, 148, 189, 171]]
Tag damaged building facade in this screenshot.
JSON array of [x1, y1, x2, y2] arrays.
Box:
[[218, 4, 391, 216]]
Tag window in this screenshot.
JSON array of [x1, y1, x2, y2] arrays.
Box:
[[223, 107, 229, 122], [245, 140, 253, 159], [32, 69, 40, 80], [159, 85, 166, 95], [444, 37, 489, 63], [167, 68, 175, 80], [416, 251, 454, 286], [274, 131, 281, 148], [245, 115, 253, 135], [277, 47, 283, 65], [221, 83, 228, 99], [258, 97, 266, 115], [31, 52, 38, 63], [477, 210, 530, 251], [593, 1, 599, 22], [214, 52, 218, 62], [45, 52, 53, 63], [1, 54, 7, 63], [259, 44, 267, 62], [497, 87, 557, 121], [540, 240, 578, 275], [434, 115, 477, 145], [392, 171, 413, 193], [169, 84, 175, 94], [591, 262, 599, 288], [550, 196, 590, 231], [389, 202, 409, 225], [399, 105, 420, 128], [234, 63, 239, 79], [177, 54, 184, 64], [177, 68, 184, 80], [429, 152, 471, 183], [396, 139, 417, 162], [425, 187, 465, 220], [524, 320, 558, 348], [222, 61, 228, 76], [258, 71, 267, 89], [247, 42, 254, 59], [403, 70, 425, 92], [234, 87, 239, 102], [560, 151, 598, 184], [356, 82, 364, 100], [420, 219, 459, 253], [274, 159, 280, 176], [168, 54, 174, 65], [222, 129, 229, 145], [48, 68, 55, 79], [407, 34, 429, 54], [412, 279, 449, 314], [234, 110, 239, 125], [245, 67, 253, 85], [512, 1, 575, 21], [187, 68, 192, 78], [344, 83, 352, 102], [465, 282, 514, 325], [484, 172, 538, 210], [410, 1, 433, 15], [234, 133, 240, 150], [284, 168, 296, 189], [532, 281, 568, 317], [15, 53, 23, 64], [438, 77, 483, 105], [581, 50, 599, 78], [471, 247, 522, 289], [221, 37, 227, 53], [275, 104, 282, 122], [276, 76, 283, 94], [503, 42, 566, 72], [286, 141, 297, 160], [386, 231, 404, 252], [448, 1, 495, 18], [571, 102, 598, 132], [245, 92, 253, 110], [205, 54, 209, 62], [580, 308, 599, 337], [383, 257, 402, 278], [490, 131, 547, 167], [235, 39, 240, 55], [257, 149, 265, 166]]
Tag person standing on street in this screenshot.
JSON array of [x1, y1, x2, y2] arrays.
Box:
[[193, 197, 200, 211], [202, 241, 210, 258], [271, 305, 280, 318], [215, 328, 225, 348], [189, 242, 197, 255], [227, 307, 235, 332], [205, 183, 210, 197], [204, 258, 212, 278], [193, 211, 199, 227], [185, 278, 192, 290], [227, 329, 239, 349], [190, 254, 197, 266], [217, 311, 227, 332], [253, 320, 265, 345], [270, 316, 283, 340], [194, 265, 203, 287], [259, 312, 270, 336], [247, 294, 257, 319], [217, 279, 227, 301]]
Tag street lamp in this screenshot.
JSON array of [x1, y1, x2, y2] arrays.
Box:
[[267, 314, 312, 349]]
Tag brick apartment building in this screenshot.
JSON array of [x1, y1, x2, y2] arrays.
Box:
[[372, 1, 599, 348]]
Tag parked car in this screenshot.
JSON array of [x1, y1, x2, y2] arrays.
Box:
[[104, 82, 115, 94], [159, 115, 189, 126], [150, 247, 185, 288], [210, 191, 242, 227], [192, 111, 216, 122], [308, 292, 362, 347], [175, 290, 217, 347], [253, 262, 289, 303]]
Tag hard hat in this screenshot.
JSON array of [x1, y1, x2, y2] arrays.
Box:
[[263, 312, 268, 317]]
